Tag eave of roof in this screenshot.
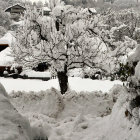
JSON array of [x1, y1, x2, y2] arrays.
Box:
[[5, 4, 26, 12]]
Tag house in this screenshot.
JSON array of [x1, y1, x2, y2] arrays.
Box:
[[37, 6, 51, 16], [42, 6, 51, 16], [0, 33, 22, 77], [5, 4, 26, 20]]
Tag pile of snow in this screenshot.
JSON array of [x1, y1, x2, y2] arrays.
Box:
[[0, 47, 14, 66], [0, 77, 122, 94], [10, 88, 113, 140], [0, 82, 32, 140], [10, 84, 140, 140], [10, 88, 113, 119], [21, 70, 51, 78]]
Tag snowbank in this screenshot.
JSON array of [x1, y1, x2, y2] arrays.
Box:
[[10, 88, 113, 119], [0, 77, 122, 94], [0, 82, 32, 140], [9, 84, 140, 140], [10, 88, 113, 140]]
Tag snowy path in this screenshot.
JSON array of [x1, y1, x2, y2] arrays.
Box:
[[0, 77, 122, 93]]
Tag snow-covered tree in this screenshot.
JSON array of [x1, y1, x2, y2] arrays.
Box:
[[88, 8, 140, 76], [12, 3, 107, 94], [48, 0, 65, 10]]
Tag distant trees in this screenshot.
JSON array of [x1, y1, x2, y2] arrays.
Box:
[[0, 0, 13, 37], [63, 0, 96, 8]]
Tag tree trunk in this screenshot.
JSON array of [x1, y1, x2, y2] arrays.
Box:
[[57, 65, 68, 94]]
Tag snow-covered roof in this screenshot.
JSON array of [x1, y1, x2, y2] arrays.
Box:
[[0, 38, 9, 45], [88, 8, 97, 14], [5, 3, 26, 12], [82, 8, 97, 14], [0, 47, 14, 66], [0, 32, 16, 46]]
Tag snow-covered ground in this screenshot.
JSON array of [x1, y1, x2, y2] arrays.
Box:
[[0, 77, 122, 94], [9, 84, 140, 140], [0, 76, 140, 140], [10, 88, 114, 140]]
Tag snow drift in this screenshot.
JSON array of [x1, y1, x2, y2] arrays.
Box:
[[9, 87, 114, 140], [10, 85, 140, 140]]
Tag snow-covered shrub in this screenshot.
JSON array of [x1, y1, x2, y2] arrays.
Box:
[[120, 45, 140, 124], [111, 24, 131, 42], [128, 45, 140, 63], [134, 28, 140, 44], [109, 84, 125, 102], [116, 62, 135, 81], [102, 85, 140, 140]]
